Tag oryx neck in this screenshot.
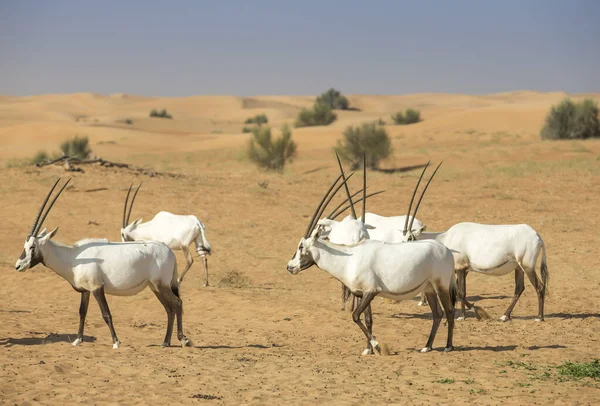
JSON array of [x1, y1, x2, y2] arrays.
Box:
[[38, 239, 76, 285]]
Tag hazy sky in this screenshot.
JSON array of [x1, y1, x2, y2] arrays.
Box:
[[1, 1, 598, 96]]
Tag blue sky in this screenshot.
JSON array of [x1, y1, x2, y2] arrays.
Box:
[[1, 1, 598, 96]]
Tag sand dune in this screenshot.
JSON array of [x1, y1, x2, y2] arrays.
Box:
[[1, 91, 599, 404]]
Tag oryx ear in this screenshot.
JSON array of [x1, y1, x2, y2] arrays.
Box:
[[417, 225, 426, 233], [364, 224, 376, 230], [40, 227, 59, 241], [37, 227, 48, 237], [133, 218, 143, 227]]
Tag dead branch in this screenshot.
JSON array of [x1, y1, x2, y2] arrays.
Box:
[[35, 155, 182, 178]]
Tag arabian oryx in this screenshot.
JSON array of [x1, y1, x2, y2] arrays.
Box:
[[316, 153, 426, 310], [15, 178, 191, 349], [287, 165, 457, 355], [120, 184, 212, 286], [409, 222, 548, 322]]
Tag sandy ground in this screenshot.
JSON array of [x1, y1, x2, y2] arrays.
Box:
[[0, 92, 599, 404]]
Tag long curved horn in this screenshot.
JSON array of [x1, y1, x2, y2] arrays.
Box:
[[407, 161, 443, 232], [305, 174, 343, 238], [126, 183, 143, 226], [403, 161, 430, 234], [35, 178, 71, 236], [361, 151, 366, 223], [335, 152, 357, 219], [30, 178, 61, 236], [122, 184, 132, 228], [330, 190, 385, 221], [309, 173, 355, 236], [326, 187, 368, 219]]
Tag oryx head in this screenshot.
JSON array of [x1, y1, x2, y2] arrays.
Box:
[[400, 161, 442, 242], [16, 178, 70, 272], [120, 183, 143, 242]]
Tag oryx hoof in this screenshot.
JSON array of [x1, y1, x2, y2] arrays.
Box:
[[535, 318, 544, 322], [203, 283, 209, 287], [500, 315, 510, 322], [420, 347, 432, 353], [456, 316, 465, 321], [417, 300, 427, 306], [160, 341, 170, 348], [72, 338, 83, 346], [361, 348, 374, 356], [444, 346, 454, 353], [181, 337, 191, 347], [112, 341, 120, 349]]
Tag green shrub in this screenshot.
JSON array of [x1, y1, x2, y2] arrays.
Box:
[[391, 108, 421, 125], [245, 114, 268, 125], [295, 102, 337, 127], [556, 360, 600, 380], [248, 124, 297, 171], [31, 150, 49, 165], [242, 126, 254, 133], [335, 122, 392, 169], [541, 98, 600, 140], [316, 88, 350, 110], [149, 108, 173, 119], [60, 135, 91, 159], [404, 108, 421, 124]]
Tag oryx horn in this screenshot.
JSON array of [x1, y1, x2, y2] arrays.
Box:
[[403, 161, 430, 234], [407, 161, 443, 232], [335, 152, 357, 219], [330, 190, 385, 221], [361, 151, 366, 224], [30, 177, 61, 236], [305, 174, 344, 238], [34, 178, 72, 236]]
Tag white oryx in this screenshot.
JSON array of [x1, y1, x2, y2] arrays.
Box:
[[408, 222, 549, 322], [317, 154, 428, 309], [120, 184, 212, 286], [287, 168, 457, 355], [15, 178, 191, 349]]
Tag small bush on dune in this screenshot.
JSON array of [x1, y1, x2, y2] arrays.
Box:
[[245, 114, 268, 125], [316, 88, 350, 110], [391, 108, 421, 125], [60, 135, 92, 159], [242, 126, 254, 133], [248, 124, 297, 171], [295, 103, 337, 127], [541, 98, 600, 140], [31, 150, 49, 165], [335, 122, 392, 170], [150, 108, 173, 119]]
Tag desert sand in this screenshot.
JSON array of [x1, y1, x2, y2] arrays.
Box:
[[0, 91, 599, 404]]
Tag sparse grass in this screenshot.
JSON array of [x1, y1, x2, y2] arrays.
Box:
[[245, 114, 268, 125], [31, 150, 49, 165], [468, 388, 486, 395], [432, 378, 455, 384], [218, 270, 251, 289], [462, 379, 476, 385], [60, 135, 91, 159], [556, 360, 600, 381], [516, 382, 531, 388]]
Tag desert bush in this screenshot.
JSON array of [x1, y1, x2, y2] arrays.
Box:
[[60, 135, 92, 159], [391, 108, 421, 125], [242, 126, 254, 133], [31, 150, 49, 165], [295, 102, 337, 127], [541, 98, 600, 140], [245, 114, 268, 125], [335, 122, 392, 170], [149, 108, 173, 119], [248, 124, 297, 171], [218, 270, 250, 288], [316, 88, 350, 110]]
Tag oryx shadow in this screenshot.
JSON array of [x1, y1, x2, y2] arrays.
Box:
[[513, 313, 600, 320], [2, 333, 97, 346], [147, 343, 279, 350], [467, 294, 511, 301]]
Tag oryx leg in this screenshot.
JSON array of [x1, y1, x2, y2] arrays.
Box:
[[418, 291, 428, 306], [437, 288, 455, 352], [456, 268, 474, 320], [72, 291, 90, 346], [177, 246, 194, 284], [362, 301, 375, 355], [151, 286, 175, 347], [92, 287, 120, 349], [169, 285, 190, 347], [500, 267, 525, 322], [351, 292, 379, 355], [522, 264, 545, 322], [422, 291, 443, 353], [201, 254, 209, 287]]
